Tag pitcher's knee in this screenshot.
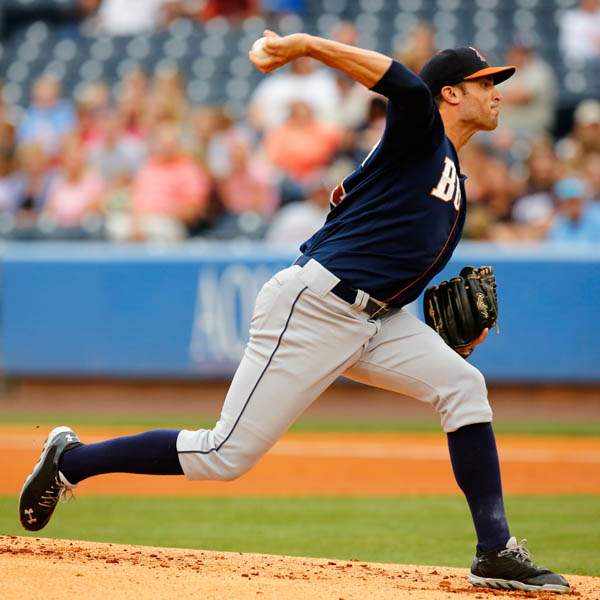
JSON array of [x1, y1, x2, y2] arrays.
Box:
[[177, 427, 270, 481], [436, 363, 492, 432], [217, 454, 256, 481], [183, 450, 257, 481]]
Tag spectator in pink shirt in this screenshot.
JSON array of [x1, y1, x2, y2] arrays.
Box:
[[107, 121, 210, 241], [264, 101, 341, 184], [216, 139, 278, 217], [43, 136, 104, 227]]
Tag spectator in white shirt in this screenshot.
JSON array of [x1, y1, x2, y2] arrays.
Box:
[[497, 36, 557, 140], [559, 0, 600, 63], [266, 172, 331, 245], [248, 57, 339, 131], [93, 0, 170, 35]]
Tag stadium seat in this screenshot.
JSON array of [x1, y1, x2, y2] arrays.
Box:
[[0, 1, 594, 108], [321, 0, 347, 15]]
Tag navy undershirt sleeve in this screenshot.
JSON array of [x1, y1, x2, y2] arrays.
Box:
[[370, 60, 444, 155]]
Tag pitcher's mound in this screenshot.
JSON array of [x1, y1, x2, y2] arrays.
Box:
[[1, 535, 594, 599]]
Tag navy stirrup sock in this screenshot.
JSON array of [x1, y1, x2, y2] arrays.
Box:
[[447, 422, 510, 552], [59, 429, 184, 484]]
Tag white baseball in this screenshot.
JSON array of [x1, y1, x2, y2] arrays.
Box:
[[251, 37, 271, 60]]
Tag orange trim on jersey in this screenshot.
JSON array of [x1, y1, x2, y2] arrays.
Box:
[[384, 205, 462, 304], [330, 181, 346, 206]]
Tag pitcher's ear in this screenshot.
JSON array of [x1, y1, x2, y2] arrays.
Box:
[[440, 85, 461, 105]]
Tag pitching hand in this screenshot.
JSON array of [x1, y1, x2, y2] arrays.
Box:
[[249, 30, 309, 74]]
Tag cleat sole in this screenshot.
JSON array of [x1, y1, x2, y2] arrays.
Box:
[[469, 574, 570, 594], [18, 426, 75, 531]]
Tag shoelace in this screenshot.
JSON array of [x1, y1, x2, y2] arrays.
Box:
[[499, 539, 533, 565], [38, 476, 74, 508]]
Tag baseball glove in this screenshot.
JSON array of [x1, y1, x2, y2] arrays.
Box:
[[423, 266, 498, 358]]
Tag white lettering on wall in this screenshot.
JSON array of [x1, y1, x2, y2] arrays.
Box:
[[189, 265, 274, 364]]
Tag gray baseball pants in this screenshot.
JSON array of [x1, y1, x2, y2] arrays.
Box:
[[177, 259, 491, 480]]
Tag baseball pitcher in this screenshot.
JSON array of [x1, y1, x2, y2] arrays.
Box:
[[19, 32, 569, 594]]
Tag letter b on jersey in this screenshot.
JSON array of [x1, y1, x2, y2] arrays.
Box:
[[431, 157, 461, 210]]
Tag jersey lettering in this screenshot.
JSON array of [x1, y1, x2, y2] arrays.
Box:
[[430, 156, 461, 210]]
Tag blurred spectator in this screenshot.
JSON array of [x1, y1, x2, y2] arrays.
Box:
[[145, 66, 189, 127], [547, 177, 600, 242], [187, 106, 221, 165], [329, 22, 375, 129], [76, 81, 111, 145], [497, 37, 557, 140], [482, 157, 519, 223], [556, 99, 600, 166], [103, 171, 134, 232], [249, 57, 339, 130], [204, 107, 252, 177], [512, 140, 562, 230], [117, 68, 149, 139], [0, 3, 598, 247], [0, 148, 24, 221], [332, 73, 374, 130], [460, 143, 521, 240], [17, 76, 76, 157], [92, 0, 171, 35], [583, 152, 600, 202], [198, 0, 258, 20], [87, 109, 147, 183], [16, 143, 56, 219], [266, 172, 330, 245], [43, 136, 104, 228], [351, 97, 387, 163], [264, 101, 341, 184], [331, 20, 359, 46], [215, 138, 278, 217], [0, 92, 17, 156], [0, 142, 55, 235], [559, 0, 600, 63], [395, 22, 437, 73], [108, 121, 210, 242]]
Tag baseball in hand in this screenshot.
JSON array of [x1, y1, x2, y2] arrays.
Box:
[[251, 37, 271, 60]]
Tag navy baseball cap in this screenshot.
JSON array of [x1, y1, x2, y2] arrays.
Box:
[[419, 47, 515, 97]]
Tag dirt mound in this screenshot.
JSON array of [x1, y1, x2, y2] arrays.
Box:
[[1, 536, 595, 599]]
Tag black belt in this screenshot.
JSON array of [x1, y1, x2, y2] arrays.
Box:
[[294, 255, 389, 319]]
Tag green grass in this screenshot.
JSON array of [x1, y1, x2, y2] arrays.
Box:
[[2, 495, 599, 576], [2, 412, 600, 436]]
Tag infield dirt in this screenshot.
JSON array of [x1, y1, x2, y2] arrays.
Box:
[[2, 536, 598, 600]]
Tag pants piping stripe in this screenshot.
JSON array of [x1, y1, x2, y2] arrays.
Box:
[[178, 286, 308, 456]]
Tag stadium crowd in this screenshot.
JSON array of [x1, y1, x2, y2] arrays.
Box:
[[0, 0, 599, 244]]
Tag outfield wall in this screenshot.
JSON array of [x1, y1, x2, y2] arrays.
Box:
[[2, 241, 599, 382]]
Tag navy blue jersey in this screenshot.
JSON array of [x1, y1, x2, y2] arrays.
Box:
[[300, 60, 467, 308]]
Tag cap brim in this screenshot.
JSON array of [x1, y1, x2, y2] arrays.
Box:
[[463, 65, 516, 85]]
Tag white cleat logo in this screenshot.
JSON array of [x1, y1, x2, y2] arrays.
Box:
[[65, 434, 75, 442], [24, 508, 37, 525]]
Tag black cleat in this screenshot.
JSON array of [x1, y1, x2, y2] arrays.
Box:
[[19, 426, 82, 531], [469, 537, 570, 594]]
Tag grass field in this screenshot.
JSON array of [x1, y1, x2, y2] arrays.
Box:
[[3, 411, 600, 437], [3, 412, 600, 579], [2, 495, 599, 576]]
